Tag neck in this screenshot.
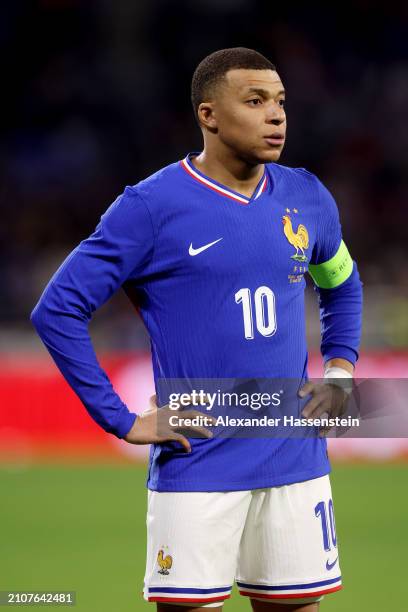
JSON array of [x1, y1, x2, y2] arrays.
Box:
[[191, 141, 264, 198]]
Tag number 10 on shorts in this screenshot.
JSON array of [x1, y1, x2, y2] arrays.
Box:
[[315, 499, 337, 552]]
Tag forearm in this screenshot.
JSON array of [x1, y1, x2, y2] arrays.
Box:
[[316, 263, 363, 367], [31, 290, 136, 438]]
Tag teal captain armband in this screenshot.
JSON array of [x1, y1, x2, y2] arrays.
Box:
[[308, 240, 353, 289]]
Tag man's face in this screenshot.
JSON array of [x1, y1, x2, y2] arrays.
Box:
[[204, 69, 286, 164]]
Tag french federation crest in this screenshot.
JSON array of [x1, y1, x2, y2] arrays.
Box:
[[157, 548, 173, 575], [282, 210, 309, 262]]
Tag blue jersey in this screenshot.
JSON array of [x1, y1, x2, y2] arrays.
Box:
[[31, 153, 362, 491]]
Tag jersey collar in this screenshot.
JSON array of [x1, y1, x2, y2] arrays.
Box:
[[181, 153, 268, 205]]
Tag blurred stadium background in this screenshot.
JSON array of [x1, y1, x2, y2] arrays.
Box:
[[0, 1, 407, 610]]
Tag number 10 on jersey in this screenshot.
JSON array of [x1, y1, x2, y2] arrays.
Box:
[[235, 286, 277, 339]]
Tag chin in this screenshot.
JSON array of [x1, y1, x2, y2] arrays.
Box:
[[266, 149, 282, 162], [255, 148, 283, 163], [239, 144, 283, 165]]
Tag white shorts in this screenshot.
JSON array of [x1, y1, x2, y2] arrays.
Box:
[[143, 475, 341, 607]]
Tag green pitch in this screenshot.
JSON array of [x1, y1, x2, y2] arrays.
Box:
[[1, 463, 407, 610]]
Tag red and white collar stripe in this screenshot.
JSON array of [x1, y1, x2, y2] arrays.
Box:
[[181, 156, 267, 204]]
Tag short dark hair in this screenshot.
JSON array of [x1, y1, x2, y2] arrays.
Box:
[[191, 47, 276, 120]]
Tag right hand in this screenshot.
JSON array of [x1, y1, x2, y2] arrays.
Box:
[[123, 394, 215, 453]]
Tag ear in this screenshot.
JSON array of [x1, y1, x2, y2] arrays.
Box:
[[197, 102, 217, 131]]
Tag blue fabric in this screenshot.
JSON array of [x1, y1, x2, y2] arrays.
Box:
[[31, 155, 362, 491]]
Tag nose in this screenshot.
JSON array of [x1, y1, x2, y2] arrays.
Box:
[[266, 101, 286, 126]]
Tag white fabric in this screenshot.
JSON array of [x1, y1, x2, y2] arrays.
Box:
[[324, 366, 353, 394], [143, 475, 341, 607], [324, 366, 353, 378]]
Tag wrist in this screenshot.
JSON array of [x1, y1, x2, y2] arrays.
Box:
[[325, 357, 354, 375], [118, 412, 137, 439], [324, 366, 353, 395]]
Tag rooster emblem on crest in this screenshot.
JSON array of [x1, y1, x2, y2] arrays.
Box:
[[157, 549, 173, 575], [282, 214, 309, 262]]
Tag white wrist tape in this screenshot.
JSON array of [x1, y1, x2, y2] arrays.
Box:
[[324, 366, 353, 395]]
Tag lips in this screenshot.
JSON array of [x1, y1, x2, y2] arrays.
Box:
[[264, 133, 285, 146]]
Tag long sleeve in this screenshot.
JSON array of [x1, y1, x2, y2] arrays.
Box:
[[30, 187, 155, 438], [308, 178, 363, 365]]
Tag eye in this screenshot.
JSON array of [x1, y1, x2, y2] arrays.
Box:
[[278, 99, 286, 107], [247, 98, 262, 106]]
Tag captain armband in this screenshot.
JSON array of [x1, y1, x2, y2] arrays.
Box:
[[308, 240, 353, 289]]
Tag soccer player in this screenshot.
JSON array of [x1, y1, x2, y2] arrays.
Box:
[[31, 48, 362, 611]]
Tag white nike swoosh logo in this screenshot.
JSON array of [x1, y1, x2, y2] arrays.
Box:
[[189, 238, 223, 256]]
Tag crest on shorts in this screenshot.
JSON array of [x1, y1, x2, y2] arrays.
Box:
[[157, 547, 173, 575]]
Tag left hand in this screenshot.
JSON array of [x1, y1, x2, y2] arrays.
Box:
[[299, 381, 349, 437]]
